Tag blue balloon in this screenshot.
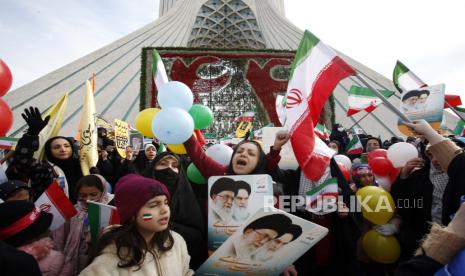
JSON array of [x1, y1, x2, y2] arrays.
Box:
[[152, 107, 194, 144], [157, 81, 193, 111]]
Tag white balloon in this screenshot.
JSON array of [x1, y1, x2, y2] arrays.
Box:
[[334, 154, 352, 170], [206, 144, 234, 166], [387, 142, 418, 168], [375, 175, 392, 192], [151, 107, 194, 144], [157, 81, 193, 111]]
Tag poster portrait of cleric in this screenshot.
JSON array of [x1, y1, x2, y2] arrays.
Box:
[[251, 224, 303, 262], [210, 177, 238, 225], [401, 90, 420, 113], [223, 213, 292, 259], [231, 181, 252, 223], [415, 89, 430, 110]]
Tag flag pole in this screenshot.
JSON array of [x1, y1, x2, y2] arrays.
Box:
[[445, 101, 465, 121], [348, 111, 370, 130], [355, 75, 412, 123]]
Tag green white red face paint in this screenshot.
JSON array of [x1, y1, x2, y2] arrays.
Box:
[[142, 214, 153, 221]]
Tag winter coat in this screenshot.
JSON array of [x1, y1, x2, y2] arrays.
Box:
[[16, 237, 70, 276], [79, 231, 193, 276]]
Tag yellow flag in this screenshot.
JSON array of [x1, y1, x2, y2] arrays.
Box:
[[79, 80, 98, 175], [114, 119, 129, 158], [34, 93, 69, 160]]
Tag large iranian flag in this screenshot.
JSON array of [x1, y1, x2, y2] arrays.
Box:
[[285, 30, 356, 181], [393, 60, 427, 93], [451, 107, 465, 135], [88, 201, 120, 246], [347, 86, 394, 116], [152, 49, 168, 88]]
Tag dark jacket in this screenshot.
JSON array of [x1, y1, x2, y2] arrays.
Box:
[[0, 241, 42, 276], [442, 153, 465, 225], [391, 163, 433, 261]]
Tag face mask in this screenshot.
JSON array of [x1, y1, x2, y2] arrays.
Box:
[[153, 168, 179, 192]]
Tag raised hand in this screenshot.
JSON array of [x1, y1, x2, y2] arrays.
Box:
[[21, 106, 50, 136], [273, 130, 290, 151]]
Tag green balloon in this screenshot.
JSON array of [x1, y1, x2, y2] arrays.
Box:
[[187, 163, 207, 185], [188, 104, 214, 130]]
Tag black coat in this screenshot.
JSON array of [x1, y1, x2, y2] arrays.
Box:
[[441, 153, 465, 225], [391, 163, 433, 261], [0, 241, 42, 276]]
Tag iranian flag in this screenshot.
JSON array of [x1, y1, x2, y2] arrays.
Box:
[[451, 107, 465, 135], [285, 30, 356, 181], [345, 134, 363, 155], [0, 137, 18, 150], [347, 86, 395, 116], [88, 201, 120, 246], [35, 181, 77, 230], [275, 95, 286, 125], [152, 49, 168, 88], [314, 123, 329, 140], [306, 177, 339, 208], [234, 111, 255, 122], [393, 60, 427, 93]]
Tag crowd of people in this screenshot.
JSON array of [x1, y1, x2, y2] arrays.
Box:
[[0, 106, 464, 276]]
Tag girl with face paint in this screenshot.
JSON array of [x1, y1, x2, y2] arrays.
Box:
[[81, 174, 193, 276], [143, 152, 206, 269]]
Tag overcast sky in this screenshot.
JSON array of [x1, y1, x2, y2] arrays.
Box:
[[1, 0, 465, 98]]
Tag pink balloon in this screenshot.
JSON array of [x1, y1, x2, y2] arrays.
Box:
[[0, 59, 13, 97]]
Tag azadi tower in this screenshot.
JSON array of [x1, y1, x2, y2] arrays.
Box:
[[4, 0, 455, 138]]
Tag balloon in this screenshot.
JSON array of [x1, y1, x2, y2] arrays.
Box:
[[205, 144, 234, 166], [134, 108, 160, 137], [367, 149, 387, 163], [362, 230, 401, 264], [387, 142, 419, 168], [369, 157, 394, 176], [337, 161, 350, 182], [166, 144, 187, 154], [152, 107, 194, 144], [334, 154, 352, 171], [187, 163, 206, 184], [0, 99, 13, 136], [356, 186, 395, 225], [388, 167, 401, 184], [189, 104, 214, 130], [0, 59, 13, 97], [157, 81, 193, 111], [375, 175, 392, 192]]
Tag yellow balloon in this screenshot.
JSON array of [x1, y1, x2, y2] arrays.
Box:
[[356, 186, 395, 225], [166, 144, 187, 154], [134, 108, 160, 138], [362, 230, 401, 264]]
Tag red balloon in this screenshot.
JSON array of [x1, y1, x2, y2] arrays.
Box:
[[0, 99, 13, 136], [0, 59, 13, 97], [368, 149, 388, 163], [369, 157, 394, 176], [389, 167, 401, 183], [337, 161, 350, 182]]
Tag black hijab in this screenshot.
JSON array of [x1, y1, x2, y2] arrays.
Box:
[[44, 136, 83, 203], [226, 140, 267, 175]]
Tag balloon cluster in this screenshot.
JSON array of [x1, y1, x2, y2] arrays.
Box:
[[366, 142, 418, 191], [0, 60, 13, 136], [134, 81, 214, 151]]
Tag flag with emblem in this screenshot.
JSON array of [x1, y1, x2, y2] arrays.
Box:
[[152, 49, 168, 88], [285, 30, 356, 181], [35, 181, 77, 230], [347, 85, 394, 116], [88, 201, 120, 247], [345, 134, 363, 155]]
